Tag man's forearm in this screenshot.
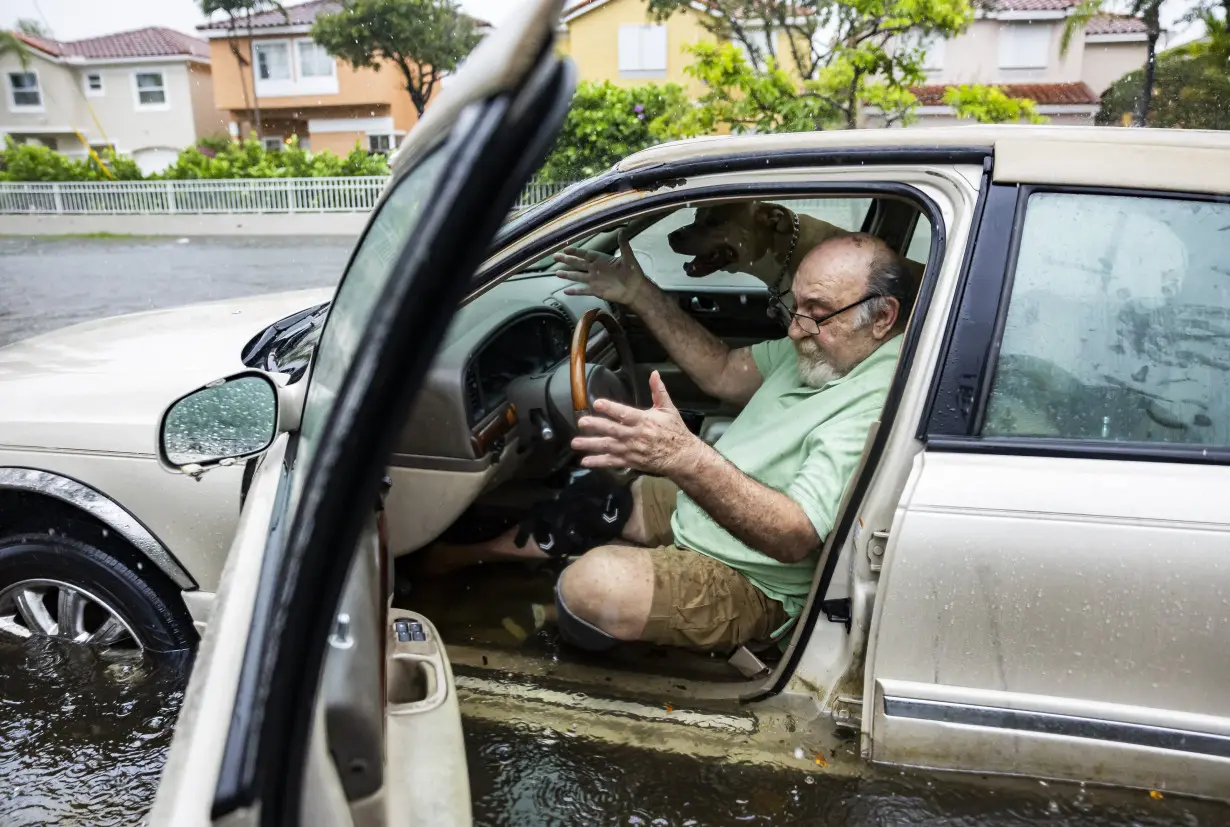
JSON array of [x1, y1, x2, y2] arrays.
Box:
[[630, 280, 734, 400], [670, 442, 819, 564]]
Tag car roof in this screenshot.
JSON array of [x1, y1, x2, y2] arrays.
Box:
[[617, 126, 1230, 196]]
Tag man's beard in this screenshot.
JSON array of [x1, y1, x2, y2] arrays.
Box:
[[795, 337, 848, 389]]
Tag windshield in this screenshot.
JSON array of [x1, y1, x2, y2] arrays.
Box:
[[294, 147, 448, 479]]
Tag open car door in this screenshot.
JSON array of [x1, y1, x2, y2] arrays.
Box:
[[149, 2, 574, 824]]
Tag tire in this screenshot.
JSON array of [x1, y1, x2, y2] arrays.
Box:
[[0, 530, 196, 653]]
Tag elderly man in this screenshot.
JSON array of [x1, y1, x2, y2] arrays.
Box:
[[424, 226, 912, 653], [544, 229, 911, 652]]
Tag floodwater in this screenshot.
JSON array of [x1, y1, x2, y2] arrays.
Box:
[[0, 235, 352, 347], [0, 639, 189, 826], [3, 638, 1226, 826]]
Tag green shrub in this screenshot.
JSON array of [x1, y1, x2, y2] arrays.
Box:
[[0, 137, 143, 181], [535, 80, 691, 183]]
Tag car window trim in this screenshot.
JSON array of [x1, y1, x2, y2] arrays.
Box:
[[495, 146, 992, 253], [924, 183, 1230, 465], [476, 180, 954, 297]]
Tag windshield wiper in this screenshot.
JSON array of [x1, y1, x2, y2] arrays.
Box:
[[242, 302, 330, 371]]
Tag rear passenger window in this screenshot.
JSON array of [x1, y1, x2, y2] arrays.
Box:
[[983, 192, 1230, 446], [629, 197, 874, 290]]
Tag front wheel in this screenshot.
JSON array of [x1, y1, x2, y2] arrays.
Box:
[[0, 532, 196, 653]]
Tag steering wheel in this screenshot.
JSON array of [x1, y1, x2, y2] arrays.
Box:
[[568, 309, 644, 425]]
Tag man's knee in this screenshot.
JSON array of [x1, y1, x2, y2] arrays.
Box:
[[557, 546, 653, 643]]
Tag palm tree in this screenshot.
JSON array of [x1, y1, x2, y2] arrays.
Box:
[[1062, 0, 1169, 126]]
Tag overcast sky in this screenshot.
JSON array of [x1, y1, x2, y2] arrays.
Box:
[[0, 0, 521, 40], [1, 0, 1199, 45]]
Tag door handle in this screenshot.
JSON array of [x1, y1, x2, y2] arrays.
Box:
[[690, 296, 720, 314]]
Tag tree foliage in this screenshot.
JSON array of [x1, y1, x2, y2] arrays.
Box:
[[313, 0, 481, 116], [0, 30, 31, 69], [1097, 35, 1230, 129], [535, 81, 690, 181], [944, 85, 1048, 123], [1061, 0, 1169, 125], [0, 137, 143, 182], [648, 0, 976, 129], [159, 135, 391, 179]]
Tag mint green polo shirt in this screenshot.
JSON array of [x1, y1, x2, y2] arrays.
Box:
[[670, 334, 902, 618]]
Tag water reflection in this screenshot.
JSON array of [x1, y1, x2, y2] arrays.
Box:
[[466, 718, 1228, 827], [0, 638, 189, 827], [1, 639, 1226, 827]]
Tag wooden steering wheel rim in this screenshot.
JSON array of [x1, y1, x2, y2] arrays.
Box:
[[570, 308, 640, 416]]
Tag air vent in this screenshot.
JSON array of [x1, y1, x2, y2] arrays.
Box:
[[464, 367, 483, 424]]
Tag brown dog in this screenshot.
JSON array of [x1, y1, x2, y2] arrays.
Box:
[[666, 200, 924, 300]]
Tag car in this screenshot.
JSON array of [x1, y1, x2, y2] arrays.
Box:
[[5, 0, 1230, 819]]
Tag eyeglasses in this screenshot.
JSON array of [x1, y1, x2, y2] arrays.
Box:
[[770, 294, 877, 336]]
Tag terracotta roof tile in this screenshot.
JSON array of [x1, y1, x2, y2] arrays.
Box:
[[14, 27, 209, 60], [1085, 14, 1148, 35], [990, 0, 1081, 10], [913, 82, 1100, 106]]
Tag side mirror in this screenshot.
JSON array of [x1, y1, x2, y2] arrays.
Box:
[[158, 372, 280, 476]]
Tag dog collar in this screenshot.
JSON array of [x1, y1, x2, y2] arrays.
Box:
[[768, 210, 801, 307]]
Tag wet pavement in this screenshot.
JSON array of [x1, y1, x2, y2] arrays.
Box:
[[0, 236, 353, 347]]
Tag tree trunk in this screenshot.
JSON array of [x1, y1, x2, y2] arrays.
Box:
[[228, 35, 252, 141], [1137, 5, 1162, 127], [247, 11, 263, 140]]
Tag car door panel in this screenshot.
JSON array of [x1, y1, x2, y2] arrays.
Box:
[[869, 184, 1230, 798], [871, 451, 1230, 797], [384, 610, 471, 826]]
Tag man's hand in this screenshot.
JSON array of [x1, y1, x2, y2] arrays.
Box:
[[554, 231, 650, 309], [571, 371, 702, 476]]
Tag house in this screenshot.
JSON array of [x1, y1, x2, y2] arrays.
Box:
[[1, 27, 224, 174], [198, 0, 489, 155], [901, 0, 1152, 125], [556, 0, 716, 97], [555, 0, 1151, 127]]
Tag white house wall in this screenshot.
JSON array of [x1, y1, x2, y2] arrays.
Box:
[[924, 19, 1086, 86]]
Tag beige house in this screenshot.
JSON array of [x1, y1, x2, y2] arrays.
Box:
[[1, 28, 224, 174], [901, 0, 1152, 125], [198, 0, 489, 155]]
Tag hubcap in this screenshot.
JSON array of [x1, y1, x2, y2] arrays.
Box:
[[0, 579, 141, 650]]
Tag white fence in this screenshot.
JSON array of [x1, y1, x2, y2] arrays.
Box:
[[0, 177, 577, 216]]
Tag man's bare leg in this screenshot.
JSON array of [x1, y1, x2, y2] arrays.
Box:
[[557, 545, 655, 641], [415, 528, 548, 576], [416, 478, 652, 576]]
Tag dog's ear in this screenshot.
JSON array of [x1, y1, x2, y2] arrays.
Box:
[[756, 204, 794, 235]]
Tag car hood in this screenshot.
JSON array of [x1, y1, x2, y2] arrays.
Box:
[[0, 288, 334, 455]]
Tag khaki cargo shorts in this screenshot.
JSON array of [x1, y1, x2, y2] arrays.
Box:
[[605, 475, 788, 652]]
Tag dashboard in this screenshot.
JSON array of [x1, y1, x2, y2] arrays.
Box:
[[464, 312, 572, 426], [391, 275, 615, 464]]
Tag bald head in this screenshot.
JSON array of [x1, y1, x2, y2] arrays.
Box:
[[795, 233, 912, 332]]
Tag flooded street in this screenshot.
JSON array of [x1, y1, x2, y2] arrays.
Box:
[[2, 637, 1226, 826], [0, 235, 352, 347], [2, 236, 1230, 825]]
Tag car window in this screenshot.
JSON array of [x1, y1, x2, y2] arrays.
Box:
[[296, 149, 447, 474], [629, 197, 873, 289], [905, 215, 931, 264], [983, 191, 1230, 446]]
